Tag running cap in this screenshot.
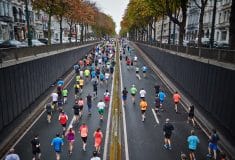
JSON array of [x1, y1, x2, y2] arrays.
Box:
[[166, 118, 170, 122], [181, 153, 187, 159], [9, 148, 15, 153], [132, 84, 135, 87]]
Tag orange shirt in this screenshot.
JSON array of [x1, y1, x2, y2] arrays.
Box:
[[79, 125, 88, 137], [139, 100, 148, 110], [173, 93, 181, 102]]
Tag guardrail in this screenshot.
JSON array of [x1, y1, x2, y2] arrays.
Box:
[[0, 41, 98, 63], [136, 41, 235, 64]]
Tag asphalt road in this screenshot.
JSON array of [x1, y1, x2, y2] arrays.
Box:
[[10, 41, 213, 160], [14, 70, 113, 159], [120, 42, 210, 160]]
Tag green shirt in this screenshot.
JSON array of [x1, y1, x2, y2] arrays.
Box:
[[84, 69, 90, 76], [130, 87, 137, 94], [62, 89, 68, 96]]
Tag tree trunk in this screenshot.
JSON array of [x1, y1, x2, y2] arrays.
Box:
[[168, 19, 171, 44], [198, 5, 205, 47], [153, 20, 156, 42], [59, 16, 63, 44], [48, 14, 52, 45], [229, 0, 235, 49], [80, 23, 84, 43], [75, 24, 77, 43], [69, 21, 72, 43], [84, 24, 87, 42], [210, 0, 217, 48]]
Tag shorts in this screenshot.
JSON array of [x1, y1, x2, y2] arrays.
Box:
[[136, 71, 139, 74], [78, 106, 83, 111], [174, 101, 179, 104], [81, 137, 88, 143], [143, 71, 146, 73], [32, 148, 41, 155], [55, 150, 61, 153], [209, 143, 218, 151], [141, 110, 146, 114], [87, 103, 92, 109], [160, 100, 164, 104], [122, 95, 127, 101], [189, 148, 196, 153], [61, 123, 67, 128], [52, 101, 57, 105], [131, 93, 136, 97], [98, 108, 104, 115], [164, 133, 171, 139], [80, 85, 83, 89], [188, 113, 194, 118], [47, 111, 52, 115]]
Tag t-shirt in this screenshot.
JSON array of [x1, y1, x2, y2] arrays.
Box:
[[139, 100, 148, 110], [97, 102, 105, 110], [91, 71, 96, 78], [59, 114, 68, 124], [51, 93, 58, 102], [105, 73, 110, 79], [100, 73, 104, 80], [79, 79, 84, 86], [51, 137, 64, 151], [79, 125, 88, 137], [91, 157, 101, 160], [173, 93, 181, 102], [87, 95, 92, 104], [134, 56, 138, 61], [187, 135, 200, 150], [31, 138, 40, 151], [130, 87, 137, 94], [158, 91, 166, 101], [209, 133, 219, 144], [142, 66, 147, 72], [62, 89, 68, 97], [5, 154, 20, 160], [76, 75, 80, 82], [73, 104, 80, 114], [139, 90, 146, 98], [122, 90, 128, 96], [84, 69, 90, 76], [163, 123, 174, 135]]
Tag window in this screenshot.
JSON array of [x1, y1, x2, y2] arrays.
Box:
[[221, 31, 227, 41], [223, 11, 226, 23], [216, 31, 219, 41], [219, 13, 222, 23]]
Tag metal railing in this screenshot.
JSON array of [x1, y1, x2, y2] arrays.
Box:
[[0, 40, 98, 63], [136, 41, 235, 64]]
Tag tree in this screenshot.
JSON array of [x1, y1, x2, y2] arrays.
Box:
[[32, 0, 58, 44], [191, 0, 208, 47], [229, 0, 235, 49]]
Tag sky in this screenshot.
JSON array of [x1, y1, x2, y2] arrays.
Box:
[[91, 0, 130, 34]]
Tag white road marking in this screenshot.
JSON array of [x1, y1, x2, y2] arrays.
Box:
[[120, 44, 130, 160], [103, 50, 115, 160], [151, 108, 160, 124]]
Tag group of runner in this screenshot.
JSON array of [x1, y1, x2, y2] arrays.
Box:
[[11, 40, 116, 160], [120, 40, 223, 160]]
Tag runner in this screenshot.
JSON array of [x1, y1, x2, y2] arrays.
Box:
[[79, 123, 89, 151], [133, 55, 138, 66], [90, 151, 101, 160], [45, 103, 53, 123], [104, 89, 110, 106], [173, 91, 181, 113], [58, 111, 68, 136], [51, 92, 58, 110], [126, 57, 131, 69], [79, 77, 84, 93], [122, 87, 128, 106], [130, 84, 137, 104], [73, 100, 80, 123], [76, 74, 80, 84], [93, 128, 103, 153], [92, 80, 98, 98], [84, 68, 90, 81], [51, 133, 64, 160], [79, 69, 84, 79], [139, 98, 148, 122], [187, 130, 200, 160], [99, 72, 105, 85], [31, 134, 41, 160], [74, 82, 80, 99], [139, 88, 146, 100], [207, 129, 220, 160], [104, 71, 110, 85], [97, 99, 106, 120], [5, 148, 20, 160], [62, 88, 68, 104], [77, 97, 84, 118], [187, 105, 196, 127], [154, 84, 160, 95], [135, 66, 141, 80], [154, 96, 161, 115], [65, 127, 75, 155], [86, 93, 92, 115], [142, 65, 147, 78], [158, 90, 166, 111], [163, 118, 174, 150]]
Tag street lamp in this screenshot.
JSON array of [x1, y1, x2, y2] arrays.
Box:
[[25, 0, 32, 46]]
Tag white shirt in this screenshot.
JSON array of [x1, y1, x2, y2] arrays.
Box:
[[80, 70, 83, 77], [105, 73, 110, 79], [97, 102, 105, 109], [134, 56, 138, 61], [5, 153, 20, 160], [139, 89, 146, 98], [51, 93, 58, 102], [91, 157, 101, 160], [104, 92, 110, 97]]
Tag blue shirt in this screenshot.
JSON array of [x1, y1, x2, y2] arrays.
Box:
[[51, 137, 64, 151], [158, 91, 166, 101], [187, 135, 199, 150], [57, 80, 64, 86], [100, 73, 104, 80], [91, 71, 96, 78], [142, 66, 147, 72]]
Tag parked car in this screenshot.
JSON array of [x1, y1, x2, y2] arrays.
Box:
[[23, 39, 45, 47], [0, 40, 4, 45], [216, 42, 229, 49], [0, 40, 27, 48], [38, 38, 58, 45]]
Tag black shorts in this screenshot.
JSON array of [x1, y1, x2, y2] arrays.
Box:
[[188, 113, 194, 118], [141, 110, 146, 114], [131, 93, 136, 96], [81, 137, 88, 143], [143, 71, 146, 73], [136, 71, 139, 74], [174, 101, 179, 104], [32, 148, 41, 155], [52, 101, 57, 105], [164, 133, 172, 139], [47, 111, 52, 115], [61, 123, 67, 128], [189, 148, 195, 153]]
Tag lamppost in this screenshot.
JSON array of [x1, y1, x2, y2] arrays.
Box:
[[25, 0, 32, 46]]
